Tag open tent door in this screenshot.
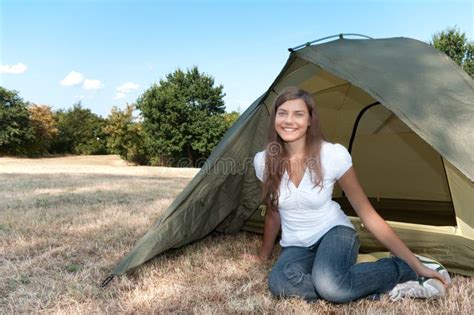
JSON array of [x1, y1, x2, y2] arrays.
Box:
[[338, 104, 456, 226]]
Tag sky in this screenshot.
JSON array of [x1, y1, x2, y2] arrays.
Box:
[[1, 0, 473, 117]]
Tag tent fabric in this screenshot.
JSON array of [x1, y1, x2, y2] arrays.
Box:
[[296, 37, 474, 181], [107, 37, 474, 278], [444, 160, 474, 239], [109, 94, 268, 276]]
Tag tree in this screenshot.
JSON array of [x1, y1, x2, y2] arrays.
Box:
[[27, 104, 59, 155], [103, 104, 148, 164], [136, 67, 228, 166], [49, 109, 74, 154], [431, 27, 473, 77], [188, 111, 240, 166], [49, 103, 108, 155], [0, 87, 34, 155], [223, 111, 239, 127]]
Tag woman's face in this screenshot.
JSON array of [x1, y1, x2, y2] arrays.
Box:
[[275, 98, 311, 144]]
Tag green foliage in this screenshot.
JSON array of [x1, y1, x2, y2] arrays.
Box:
[[103, 104, 148, 165], [26, 104, 59, 156], [0, 87, 35, 155], [48, 110, 73, 154], [49, 103, 108, 155], [431, 27, 473, 77], [188, 110, 240, 166], [20, 275, 30, 284], [65, 264, 81, 273], [137, 67, 231, 166], [223, 111, 239, 127]]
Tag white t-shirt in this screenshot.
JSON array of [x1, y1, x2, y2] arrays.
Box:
[[254, 141, 355, 247]]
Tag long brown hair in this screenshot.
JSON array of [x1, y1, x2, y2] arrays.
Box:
[[262, 86, 325, 212]]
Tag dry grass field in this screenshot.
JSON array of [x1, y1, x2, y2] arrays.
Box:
[[0, 155, 472, 314]]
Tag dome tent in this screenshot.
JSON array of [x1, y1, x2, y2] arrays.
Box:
[[102, 36, 474, 285]]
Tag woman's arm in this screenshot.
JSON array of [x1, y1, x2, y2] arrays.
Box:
[[257, 207, 281, 261], [338, 167, 448, 285]]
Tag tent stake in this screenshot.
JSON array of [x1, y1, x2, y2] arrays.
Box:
[[100, 275, 114, 288]]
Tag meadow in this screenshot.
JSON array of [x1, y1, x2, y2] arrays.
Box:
[[0, 155, 472, 314]]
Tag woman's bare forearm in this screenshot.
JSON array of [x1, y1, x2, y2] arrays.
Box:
[[258, 209, 281, 260], [362, 213, 425, 274], [338, 168, 425, 274]]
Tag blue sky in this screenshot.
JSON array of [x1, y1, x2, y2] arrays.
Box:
[[1, 0, 473, 117]]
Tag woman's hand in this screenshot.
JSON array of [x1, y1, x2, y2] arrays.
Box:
[[414, 265, 450, 288], [241, 253, 267, 264]]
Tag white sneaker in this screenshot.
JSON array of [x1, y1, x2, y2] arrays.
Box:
[[414, 254, 451, 285], [389, 278, 446, 300]]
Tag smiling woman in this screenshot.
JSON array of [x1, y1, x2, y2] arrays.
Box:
[[252, 87, 451, 303], [262, 87, 325, 213], [274, 98, 312, 188]]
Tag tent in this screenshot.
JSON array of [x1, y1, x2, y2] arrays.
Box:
[[103, 36, 474, 285]]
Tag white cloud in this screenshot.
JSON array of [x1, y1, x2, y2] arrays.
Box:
[[83, 79, 103, 90], [60, 71, 84, 86], [114, 92, 126, 100], [60, 71, 104, 91], [114, 82, 139, 100], [117, 82, 139, 93], [0, 62, 28, 74]]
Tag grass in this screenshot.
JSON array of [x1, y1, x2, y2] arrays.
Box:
[[0, 155, 472, 314]]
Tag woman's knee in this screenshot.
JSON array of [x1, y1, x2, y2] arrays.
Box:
[[313, 272, 354, 303], [268, 268, 284, 296], [268, 264, 306, 297]]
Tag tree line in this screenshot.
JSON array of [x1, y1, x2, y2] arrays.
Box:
[[0, 67, 238, 167], [1, 27, 472, 166]]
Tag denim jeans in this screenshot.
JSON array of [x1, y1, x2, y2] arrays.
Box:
[[268, 225, 418, 303]]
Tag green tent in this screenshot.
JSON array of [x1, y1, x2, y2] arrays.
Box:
[[104, 36, 474, 284]]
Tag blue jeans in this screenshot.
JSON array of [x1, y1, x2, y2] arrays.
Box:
[[268, 225, 418, 303]]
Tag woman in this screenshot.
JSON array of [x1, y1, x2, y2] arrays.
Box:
[[250, 87, 450, 303]]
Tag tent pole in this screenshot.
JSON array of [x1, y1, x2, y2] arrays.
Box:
[[341, 101, 380, 198], [289, 33, 373, 52], [348, 101, 381, 153]]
